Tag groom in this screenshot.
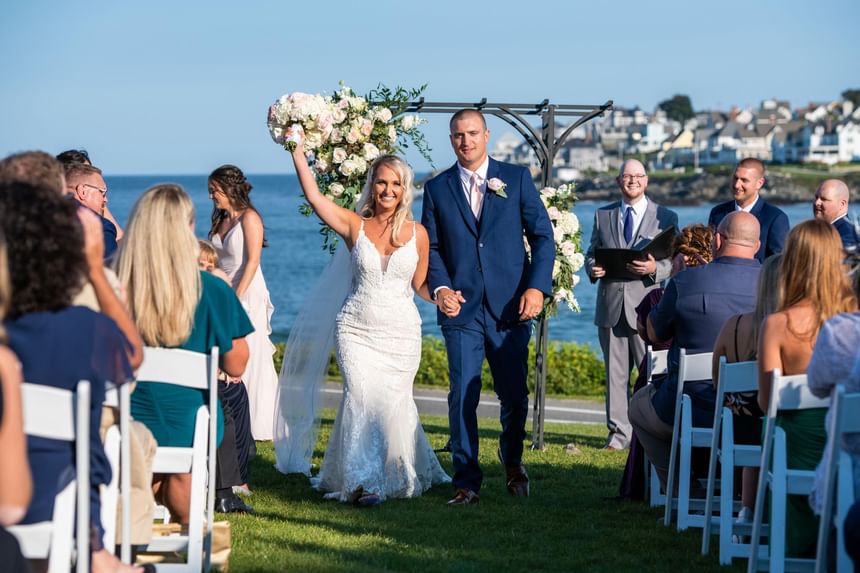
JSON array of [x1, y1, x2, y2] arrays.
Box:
[[422, 110, 555, 505]]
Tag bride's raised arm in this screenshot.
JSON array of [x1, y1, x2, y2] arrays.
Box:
[[287, 129, 358, 242]]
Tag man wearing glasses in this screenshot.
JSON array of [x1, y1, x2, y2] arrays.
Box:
[[585, 160, 678, 451], [65, 163, 118, 260]]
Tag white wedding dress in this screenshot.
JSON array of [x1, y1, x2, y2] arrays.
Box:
[[312, 221, 450, 501], [212, 219, 280, 440]]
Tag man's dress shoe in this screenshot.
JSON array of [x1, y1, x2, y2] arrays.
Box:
[[216, 493, 254, 514], [505, 465, 530, 497], [447, 488, 480, 506]]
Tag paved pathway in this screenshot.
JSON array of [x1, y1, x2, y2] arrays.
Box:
[[321, 383, 605, 426]]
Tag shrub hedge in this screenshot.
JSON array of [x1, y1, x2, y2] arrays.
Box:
[[274, 337, 606, 398]]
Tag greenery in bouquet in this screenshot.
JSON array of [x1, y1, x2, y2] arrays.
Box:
[[529, 183, 584, 318], [268, 82, 433, 252]]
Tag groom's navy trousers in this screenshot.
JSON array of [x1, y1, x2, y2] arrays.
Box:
[[442, 303, 531, 493]]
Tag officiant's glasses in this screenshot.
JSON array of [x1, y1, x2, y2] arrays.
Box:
[[620, 174, 646, 182]]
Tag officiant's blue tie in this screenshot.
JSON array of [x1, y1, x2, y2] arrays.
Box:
[[623, 206, 633, 244]]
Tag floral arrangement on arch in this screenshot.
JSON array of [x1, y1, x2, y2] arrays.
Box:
[[267, 82, 432, 252], [527, 183, 584, 317]]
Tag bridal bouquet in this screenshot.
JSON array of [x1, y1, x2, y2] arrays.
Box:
[[530, 183, 584, 317], [268, 82, 431, 252]]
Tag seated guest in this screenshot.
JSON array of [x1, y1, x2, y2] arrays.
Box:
[[708, 157, 789, 262], [0, 150, 65, 194], [757, 219, 857, 558], [806, 253, 860, 518], [629, 212, 761, 491], [710, 254, 781, 525], [618, 223, 713, 500], [115, 184, 252, 524], [57, 149, 124, 241], [0, 229, 32, 573], [812, 178, 858, 252], [0, 182, 145, 573], [64, 163, 118, 260]]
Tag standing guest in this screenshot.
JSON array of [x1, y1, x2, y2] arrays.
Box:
[[586, 159, 678, 451], [813, 178, 858, 251], [208, 166, 279, 442], [64, 163, 119, 261], [56, 149, 124, 240], [0, 150, 65, 194], [708, 157, 790, 262], [710, 254, 782, 524], [757, 219, 857, 558], [422, 109, 555, 504], [618, 223, 713, 499], [115, 184, 252, 525], [630, 212, 761, 491], [0, 182, 146, 573], [198, 239, 255, 503]]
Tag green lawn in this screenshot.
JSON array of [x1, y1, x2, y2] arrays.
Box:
[[226, 412, 742, 572]]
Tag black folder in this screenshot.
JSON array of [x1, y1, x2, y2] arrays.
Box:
[[594, 225, 676, 280]]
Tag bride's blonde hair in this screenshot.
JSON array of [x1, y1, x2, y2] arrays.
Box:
[[355, 155, 414, 247]]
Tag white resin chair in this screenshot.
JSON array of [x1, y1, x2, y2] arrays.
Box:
[[701, 358, 761, 563], [101, 381, 133, 563], [8, 381, 90, 573], [643, 346, 670, 508], [814, 386, 860, 573], [748, 369, 830, 573], [664, 349, 714, 529], [137, 346, 219, 573]]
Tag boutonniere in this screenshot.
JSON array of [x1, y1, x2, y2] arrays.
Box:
[[486, 177, 508, 198]]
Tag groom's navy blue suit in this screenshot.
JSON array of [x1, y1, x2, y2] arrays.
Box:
[[422, 157, 555, 493]]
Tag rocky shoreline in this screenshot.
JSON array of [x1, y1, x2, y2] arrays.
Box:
[[571, 170, 860, 206]]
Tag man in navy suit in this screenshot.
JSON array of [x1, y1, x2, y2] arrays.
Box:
[[421, 110, 555, 505], [707, 158, 789, 262], [64, 163, 119, 261], [813, 178, 858, 251]]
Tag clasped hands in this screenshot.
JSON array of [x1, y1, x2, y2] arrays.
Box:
[[436, 287, 544, 321]]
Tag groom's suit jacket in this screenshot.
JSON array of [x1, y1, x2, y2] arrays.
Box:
[[421, 158, 555, 326], [707, 197, 789, 262], [585, 199, 678, 329]]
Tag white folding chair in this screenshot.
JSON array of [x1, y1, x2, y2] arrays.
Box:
[[701, 358, 762, 563], [664, 349, 714, 529], [748, 369, 830, 573], [137, 346, 218, 573], [8, 381, 90, 573], [814, 386, 860, 573], [101, 382, 132, 563], [643, 346, 669, 508]]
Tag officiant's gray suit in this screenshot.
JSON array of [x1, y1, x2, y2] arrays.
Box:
[[585, 199, 678, 449]]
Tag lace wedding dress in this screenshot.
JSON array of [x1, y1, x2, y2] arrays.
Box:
[[212, 219, 280, 440], [312, 222, 450, 501]]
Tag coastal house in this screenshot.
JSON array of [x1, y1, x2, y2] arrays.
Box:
[[554, 141, 608, 180], [771, 117, 860, 165]]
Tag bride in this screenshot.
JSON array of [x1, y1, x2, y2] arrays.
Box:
[[274, 129, 450, 506]]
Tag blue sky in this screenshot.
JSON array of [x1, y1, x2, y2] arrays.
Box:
[[2, 0, 858, 175]]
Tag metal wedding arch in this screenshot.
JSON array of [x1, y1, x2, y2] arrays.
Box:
[[396, 98, 614, 449]]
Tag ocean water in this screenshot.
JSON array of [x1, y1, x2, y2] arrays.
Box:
[[104, 174, 816, 350]]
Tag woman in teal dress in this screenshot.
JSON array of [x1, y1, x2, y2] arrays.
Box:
[[757, 220, 857, 557], [115, 184, 253, 524]]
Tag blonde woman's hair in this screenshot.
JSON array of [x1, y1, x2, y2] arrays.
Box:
[[355, 155, 414, 247], [114, 184, 202, 346], [753, 254, 783, 344], [778, 219, 857, 340], [0, 229, 9, 344]]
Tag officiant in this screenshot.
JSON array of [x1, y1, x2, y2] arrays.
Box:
[[584, 160, 678, 451]]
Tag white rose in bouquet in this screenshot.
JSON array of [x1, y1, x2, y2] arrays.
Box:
[[329, 182, 345, 197], [570, 252, 585, 271], [559, 212, 579, 235], [339, 159, 358, 177], [346, 128, 360, 144], [561, 241, 576, 258], [315, 157, 329, 173], [546, 206, 561, 221], [552, 260, 562, 279], [375, 107, 393, 122], [401, 115, 416, 130], [332, 147, 347, 164], [360, 119, 374, 137], [348, 154, 368, 174], [388, 125, 397, 143], [348, 96, 367, 111], [363, 143, 380, 161], [330, 129, 343, 143], [332, 108, 347, 124], [553, 225, 565, 242]]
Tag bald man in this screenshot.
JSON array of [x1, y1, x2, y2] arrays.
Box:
[[630, 212, 761, 490], [708, 158, 789, 262], [585, 159, 678, 450], [813, 178, 858, 251]]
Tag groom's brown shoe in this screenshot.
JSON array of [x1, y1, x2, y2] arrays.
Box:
[[447, 488, 479, 506], [505, 465, 530, 497]]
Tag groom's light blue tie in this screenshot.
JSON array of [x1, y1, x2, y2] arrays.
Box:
[[623, 206, 633, 244]]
